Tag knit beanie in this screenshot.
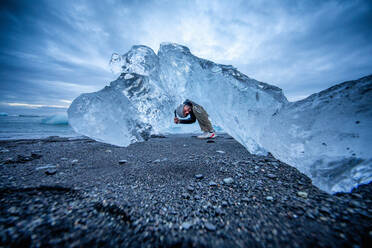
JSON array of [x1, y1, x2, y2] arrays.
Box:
[[176, 104, 185, 118]]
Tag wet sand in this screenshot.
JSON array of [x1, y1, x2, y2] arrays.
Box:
[[0, 134, 371, 247]]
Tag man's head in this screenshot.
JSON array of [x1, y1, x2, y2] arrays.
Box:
[[176, 104, 192, 118], [183, 104, 191, 116]]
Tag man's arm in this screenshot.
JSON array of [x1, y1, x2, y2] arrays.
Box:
[[179, 111, 196, 124]]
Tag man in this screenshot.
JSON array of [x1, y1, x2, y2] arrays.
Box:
[[174, 99, 216, 139]]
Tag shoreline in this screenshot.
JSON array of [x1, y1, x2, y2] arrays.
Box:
[[0, 134, 371, 247]]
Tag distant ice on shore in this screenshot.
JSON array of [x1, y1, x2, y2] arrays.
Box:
[[68, 43, 372, 193], [0, 114, 76, 140], [41, 114, 68, 125]]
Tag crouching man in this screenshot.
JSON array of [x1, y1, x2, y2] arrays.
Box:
[[174, 99, 216, 139]]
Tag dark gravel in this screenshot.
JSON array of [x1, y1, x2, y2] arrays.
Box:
[[0, 134, 371, 247]]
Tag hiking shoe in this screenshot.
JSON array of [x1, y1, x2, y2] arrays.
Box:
[[197, 132, 216, 139]]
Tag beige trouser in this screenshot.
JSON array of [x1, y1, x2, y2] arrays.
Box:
[[192, 104, 214, 132]]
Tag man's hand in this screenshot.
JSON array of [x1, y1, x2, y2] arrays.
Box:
[[174, 117, 180, 124]]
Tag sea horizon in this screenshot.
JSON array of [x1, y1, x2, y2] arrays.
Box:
[[0, 113, 79, 140]]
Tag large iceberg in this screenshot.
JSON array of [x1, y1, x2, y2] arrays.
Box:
[[68, 43, 372, 193]]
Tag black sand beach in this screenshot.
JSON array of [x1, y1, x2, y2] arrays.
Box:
[[0, 134, 371, 247]]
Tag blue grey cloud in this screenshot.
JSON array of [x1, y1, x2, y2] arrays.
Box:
[[0, 0, 371, 114]]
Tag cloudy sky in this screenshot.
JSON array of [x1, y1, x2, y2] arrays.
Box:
[[0, 0, 371, 114]]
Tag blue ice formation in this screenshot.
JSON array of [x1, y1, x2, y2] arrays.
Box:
[[68, 43, 372, 193]]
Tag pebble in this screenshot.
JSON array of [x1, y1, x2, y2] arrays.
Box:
[[119, 160, 128, 165], [105, 149, 112, 153], [153, 159, 161, 163], [216, 150, 225, 154], [71, 159, 79, 164], [31, 153, 42, 159], [16, 155, 31, 162], [205, 222, 216, 231], [266, 196, 274, 201], [319, 216, 328, 221], [8, 206, 18, 214], [195, 174, 204, 179], [223, 177, 234, 185], [267, 173, 277, 179], [181, 222, 192, 230], [350, 200, 362, 208], [215, 208, 224, 215], [209, 181, 217, 187], [182, 193, 190, 199], [45, 169, 57, 175], [297, 191, 308, 198], [306, 211, 316, 219], [187, 186, 194, 192], [36, 164, 56, 170], [60, 157, 68, 161], [3, 158, 13, 164]]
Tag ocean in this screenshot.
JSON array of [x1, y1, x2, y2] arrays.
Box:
[[0, 113, 224, 141], [0, 114, 79, 140]]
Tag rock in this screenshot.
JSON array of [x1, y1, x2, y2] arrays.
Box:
[[181, 222, 192, 230], [119, 160, 128, 165], [215, 208, 224, 216], [150, 134, 166, 138], [209, 181, 217, 187], [216, 150, 225, 154], [36, 164, 56, 170], [31, 153, 42, 159], [306, 211, 316, 219], [266, 196, 274, 201], [8, 206, 18, 214], [3, 158, 14, 164], [319, 206, 331, 214], [105, 149, 112, 153], [297, 191, 308, 198], [241, 197, 250, 202], [195, 174, 204, 179], [16, 155, 32, 162], [182, 193, 190, 199], [187, 186, 194, 192], [221, 201, 228, 207], [319, 216, 328, 221], [45, 169, 57, 175], [205, 222, 216, 231], [223, 177, 234, 185], [267, 173, 277, 179], [349, 200, 362, 208]]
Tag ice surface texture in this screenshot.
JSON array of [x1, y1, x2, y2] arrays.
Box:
[[68, 43, 372, 193]]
